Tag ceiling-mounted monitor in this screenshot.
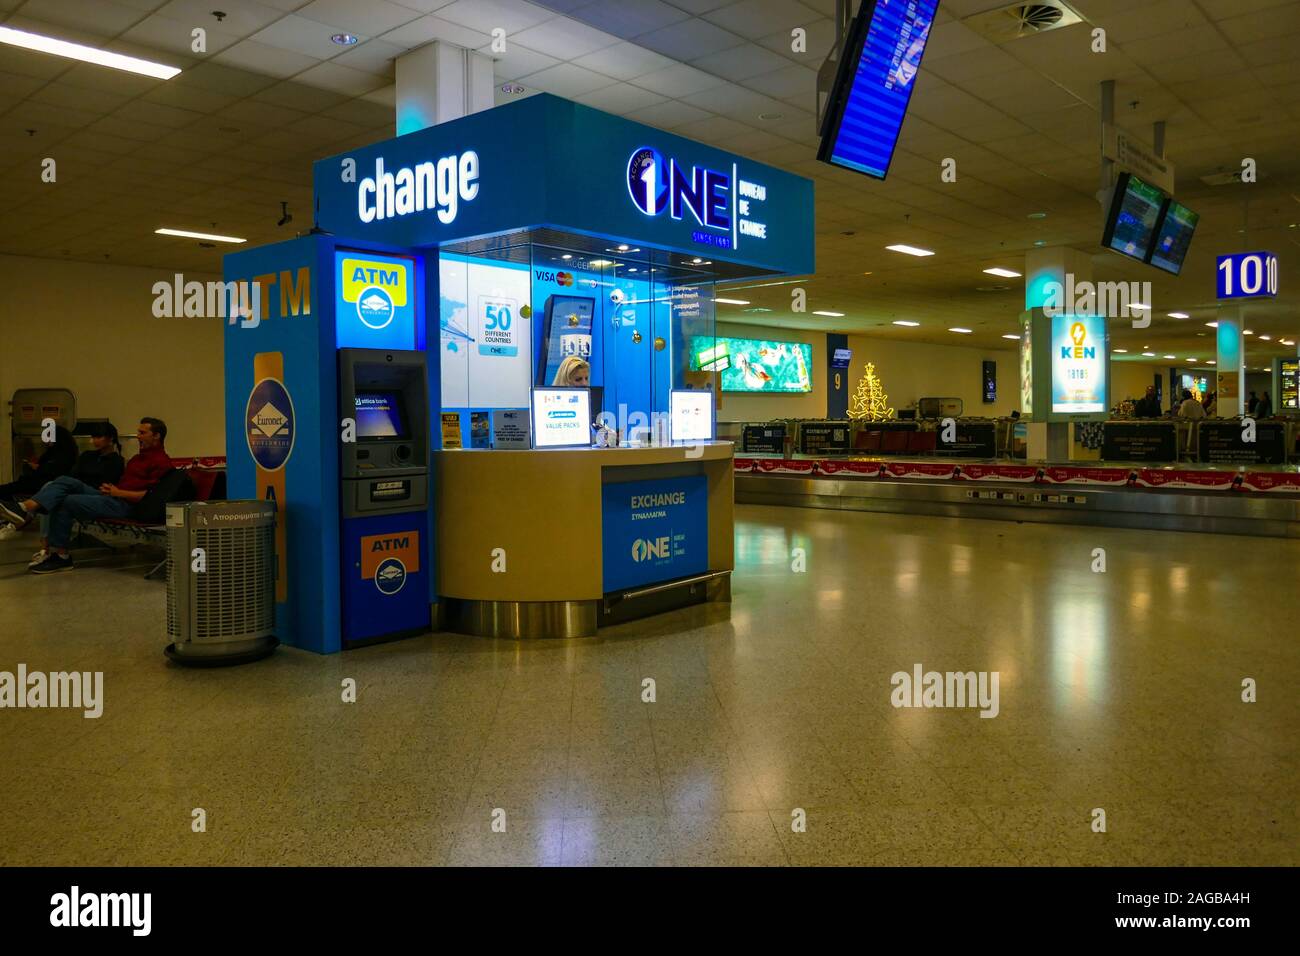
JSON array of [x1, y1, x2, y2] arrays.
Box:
[[1146, 198, 1198, 275], [1102, 172, 1165, 263], [817, 0, 939, 180]]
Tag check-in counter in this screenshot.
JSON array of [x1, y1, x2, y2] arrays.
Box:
[[435, 441, 734, 638]]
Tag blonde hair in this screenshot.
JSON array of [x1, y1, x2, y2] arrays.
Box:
[[553, 356, 590, 387]]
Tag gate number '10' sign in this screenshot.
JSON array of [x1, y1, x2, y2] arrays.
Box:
[[1216, 251, 1278, 299]]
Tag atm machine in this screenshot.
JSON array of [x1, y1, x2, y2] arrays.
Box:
[[338, 347, 430, 647]]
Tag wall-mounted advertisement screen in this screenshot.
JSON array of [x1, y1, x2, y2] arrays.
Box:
[[1281, 360, 1298, 411], [1051, 315, 1107, 414], [1147, 199, 1198, 275], [714, 337, 812, 392], [670, 389, 714, 443], [817, 0, 939, 180], [1102, 172, 1165, 263], [531, 387, 590, 449]]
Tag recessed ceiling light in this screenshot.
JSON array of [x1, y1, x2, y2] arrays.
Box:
[[1114, 348, 1128, 353], [500, 84, 525, 94], [1282, 339, 1295, 346], [691, 258, 702, 264], [983, 267, 1021, 278], [1033, 240, 1046, 246], [561, 254, 572, 260], [1186, 358, 1197, 362], [948, 327, 972, 334], [1208, 360, 1216, 365], [1168, 312, 1189, 319], [1027, 212, 1047, 219], [1130, 302, 1150, 311], [1163, 354, 1177, 359], [0, 24, 181, 79], [331, 33, 360, 46], [1002, 334, 1021, 340], [617, 244, 629, 251], [893, 320, 919, 327], [1259, 334, 1272, 340], [862, 271, 873, 275], [1142, 352, 1156, 357], [1206, 322, 1218, 328], [155, 227, 245, 243], [1244, 329, 1254, 335], [588, 259, 612, 267], [758, 111, 784, 121], [886, 244, 934, 257], [812, 310, 844, 317], [715, 297, 750, 305]]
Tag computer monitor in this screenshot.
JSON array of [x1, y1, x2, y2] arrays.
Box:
[[354, 390, 409, 440], [670, 389, 714, 443], [531, 387, 591, 449]]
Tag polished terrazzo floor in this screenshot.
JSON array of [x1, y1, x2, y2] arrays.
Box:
[[1, 505, 1295, 866]]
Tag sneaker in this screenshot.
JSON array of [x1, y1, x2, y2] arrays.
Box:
[[0, 499, 30, 529], [29, 553, 73, 574], [28, 548, 48, 567], [0, 523, 17, 540]]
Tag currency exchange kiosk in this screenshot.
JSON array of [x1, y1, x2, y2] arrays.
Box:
[[224, 92, 814, 651]]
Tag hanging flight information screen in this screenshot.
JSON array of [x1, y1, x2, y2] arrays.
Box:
[[1147, 199, 1199, 275], [1102, 173, 1165, 262], [818, 0, 939, 180]]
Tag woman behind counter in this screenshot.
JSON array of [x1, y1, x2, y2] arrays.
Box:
[[552, 356, 590, 388]]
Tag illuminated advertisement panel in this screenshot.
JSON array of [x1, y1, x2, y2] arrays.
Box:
[[1051, 314, 1106, 414]]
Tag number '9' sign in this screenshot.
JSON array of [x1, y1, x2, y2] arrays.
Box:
[[1216, 252, 1278, 299]]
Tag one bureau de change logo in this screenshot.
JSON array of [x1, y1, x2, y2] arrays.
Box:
[[245, 377, 295, 470]]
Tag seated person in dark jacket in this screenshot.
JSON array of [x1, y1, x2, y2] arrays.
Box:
[[0, 425, 77, 499], [20, 423, 126, 567], [1, 418, 171, 574], [1132, 386, 1162, 418]]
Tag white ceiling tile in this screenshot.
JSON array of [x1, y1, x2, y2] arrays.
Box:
[[120, 15, 242, 58], [754, 18, 835, 61], [680, 83, 791, 119], [174, 61, 277, 96], [16, 0, 149, 33], [635, 17, 744, 60], [142, 81, 239, 112], [742, 63, 816, 99], [286, 61, 387, 96], [570, 41, 675, 81], [156, 0, 289, 36], [517, 62, 613, 97], [628, 61, 728, 97], [573, 83, 667, 114], [214, 40, 320, 79], [378, 15, 490, 50], [511, 16, 620, 58], [435, 0, 553, 34], [570, 0, 691, 36], [254, 80, 350, 112], [331, 38, 404, 76], [624, 99, 713, 129], [249, 14, 356, 59], [690, 42, 790, 82], [702, 0, 823, 41], [483, 43, 561, 81], [296, 0, 422, 34]]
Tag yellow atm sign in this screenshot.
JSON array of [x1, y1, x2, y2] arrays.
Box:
[[341, 257, 408, 307]]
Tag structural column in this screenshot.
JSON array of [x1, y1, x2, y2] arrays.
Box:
[[1215, 305, 1245, 417], [396, 41, 495, 135]]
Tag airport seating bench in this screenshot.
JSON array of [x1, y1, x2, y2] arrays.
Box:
[[74, 458, 226, 578]]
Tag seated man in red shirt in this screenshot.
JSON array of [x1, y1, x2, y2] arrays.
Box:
[[0, 418, 171, 574]]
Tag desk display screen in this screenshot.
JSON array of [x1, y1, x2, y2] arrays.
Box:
[[670, 390, 714, 443], [532, 387, 591, 448], [817, 0, 939, 179], [1103, 172, 1164, 262], [1147, 199, 1198, 275], [355, 391, 409, 439]]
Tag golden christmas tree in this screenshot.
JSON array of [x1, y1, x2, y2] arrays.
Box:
[[847, 362, 895, 421]]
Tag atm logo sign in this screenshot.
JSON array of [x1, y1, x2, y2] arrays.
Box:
[[342, 257, 408, 307], [360, 531, 419, 583]]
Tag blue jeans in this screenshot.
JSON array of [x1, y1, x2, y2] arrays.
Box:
[[33, 476, 132, 549]]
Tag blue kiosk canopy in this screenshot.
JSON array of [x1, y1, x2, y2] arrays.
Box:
[[313, 93, 814, 278]]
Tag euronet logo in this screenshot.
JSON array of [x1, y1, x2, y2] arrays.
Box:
[[358, 151, 480, 225]]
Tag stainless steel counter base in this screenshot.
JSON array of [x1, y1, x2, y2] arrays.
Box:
[[737, 475, 1300, 538], [444, 572, 733, 639]]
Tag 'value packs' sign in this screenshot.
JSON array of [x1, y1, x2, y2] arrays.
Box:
[[601, 476, 707, 592]]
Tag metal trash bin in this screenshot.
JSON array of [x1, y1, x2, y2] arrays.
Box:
[[164, 501, 278, 666]]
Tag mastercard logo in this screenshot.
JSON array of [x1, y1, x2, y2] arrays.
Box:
[[557, 272, 573, 287]]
